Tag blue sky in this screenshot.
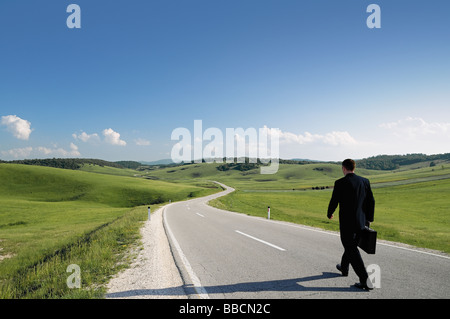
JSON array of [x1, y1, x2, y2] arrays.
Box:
[[1, 0, 449, 162]]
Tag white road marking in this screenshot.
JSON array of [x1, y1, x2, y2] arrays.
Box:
[[266, 220, 450, 260], [232, 211, 450, 260], [376, 242, 450, 260], [235, 230, 286, 251], [196, 213, 205, 218], [163, 207, 209, 299]]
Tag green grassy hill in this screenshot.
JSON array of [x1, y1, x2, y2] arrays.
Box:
[[143, 161, 382, 190], [0, 163, 216, 208], [0, 163, 220, 298], [143, 160, 450, 253], [1, 158, 449, 298]]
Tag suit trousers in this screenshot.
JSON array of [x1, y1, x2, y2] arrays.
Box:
[[340, 232, 368, 282]]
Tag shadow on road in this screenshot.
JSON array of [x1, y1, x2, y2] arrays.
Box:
[[105, 271, 365, 298]]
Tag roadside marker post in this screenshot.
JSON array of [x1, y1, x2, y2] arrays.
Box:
[[148, 206, 151, 221], [268, 206, 270, 220]]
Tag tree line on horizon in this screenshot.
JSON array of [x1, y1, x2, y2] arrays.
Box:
[[0, 158, 125, 170], [0, 153, 448, 171], [355, 153, 450, 170]]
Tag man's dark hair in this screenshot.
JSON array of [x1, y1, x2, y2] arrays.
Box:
[[342, 159, 356, 171]]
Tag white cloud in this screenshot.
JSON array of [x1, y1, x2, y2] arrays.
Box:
[[72, 131, 100, 143], [36, 146, 53, 155], [1, 143, 80, 159], [1, 115, 33, 140], [73, 128, 128, 146], [370, 116, 450, 156], [102, 128, 126, 146], [1, 147, 33, 158], [135, 138, 151, 146], [270, 127, 357, 146], [258, 126, 359, 160], [36, 143, 81, 157], [380, 117, 450, 138], [68, 143, 81, 156]]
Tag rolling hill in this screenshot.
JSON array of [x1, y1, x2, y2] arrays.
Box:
[[135, 159, 450, 253], [0, 163, 221, 298], [1, 153, 449, 298]]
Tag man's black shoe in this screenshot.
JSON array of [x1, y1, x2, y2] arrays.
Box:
[[336, 264, 348, 276], [354, 280, 374, 291]]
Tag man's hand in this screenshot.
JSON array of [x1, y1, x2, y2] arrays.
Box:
[[328, 214, 333, 220]]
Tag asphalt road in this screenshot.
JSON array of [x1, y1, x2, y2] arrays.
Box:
[[163, 183, 450, 299]]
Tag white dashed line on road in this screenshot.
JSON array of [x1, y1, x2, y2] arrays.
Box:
[[235, 230, 286, 251]]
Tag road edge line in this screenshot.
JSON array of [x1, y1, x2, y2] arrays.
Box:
[[162, 205, 210, 299]]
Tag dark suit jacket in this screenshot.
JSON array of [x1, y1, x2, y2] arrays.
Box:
[[327, 173, 375, 235]]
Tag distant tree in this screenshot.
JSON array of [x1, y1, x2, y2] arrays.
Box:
[[357, 153, 450, 170], [115, 161, 142, 169]]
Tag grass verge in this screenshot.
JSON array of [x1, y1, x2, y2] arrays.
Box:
[[0, 205, 157, 298]]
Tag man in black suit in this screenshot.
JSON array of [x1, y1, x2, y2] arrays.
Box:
[[327, 159, 375, 290]]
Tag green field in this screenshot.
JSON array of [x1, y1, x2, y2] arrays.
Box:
[[142, 162, 383, 189], [1, 159, 449, 298], [0, 163, 221, 298], [142, 161, 450, 253], [209, 179, 450, 253]]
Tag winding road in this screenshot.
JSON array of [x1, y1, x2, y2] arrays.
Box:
[[163, 183, 450, 299]]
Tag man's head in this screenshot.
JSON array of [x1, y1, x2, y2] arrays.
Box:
[[342, 158, 355, 175]]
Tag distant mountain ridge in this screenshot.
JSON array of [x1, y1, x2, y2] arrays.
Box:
[[139, 159, 174, 166]]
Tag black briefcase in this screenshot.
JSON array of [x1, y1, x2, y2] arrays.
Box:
[[358, 226, 377, 254]]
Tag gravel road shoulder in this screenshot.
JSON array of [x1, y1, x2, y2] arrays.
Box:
[[105, 206, 187, 299]]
